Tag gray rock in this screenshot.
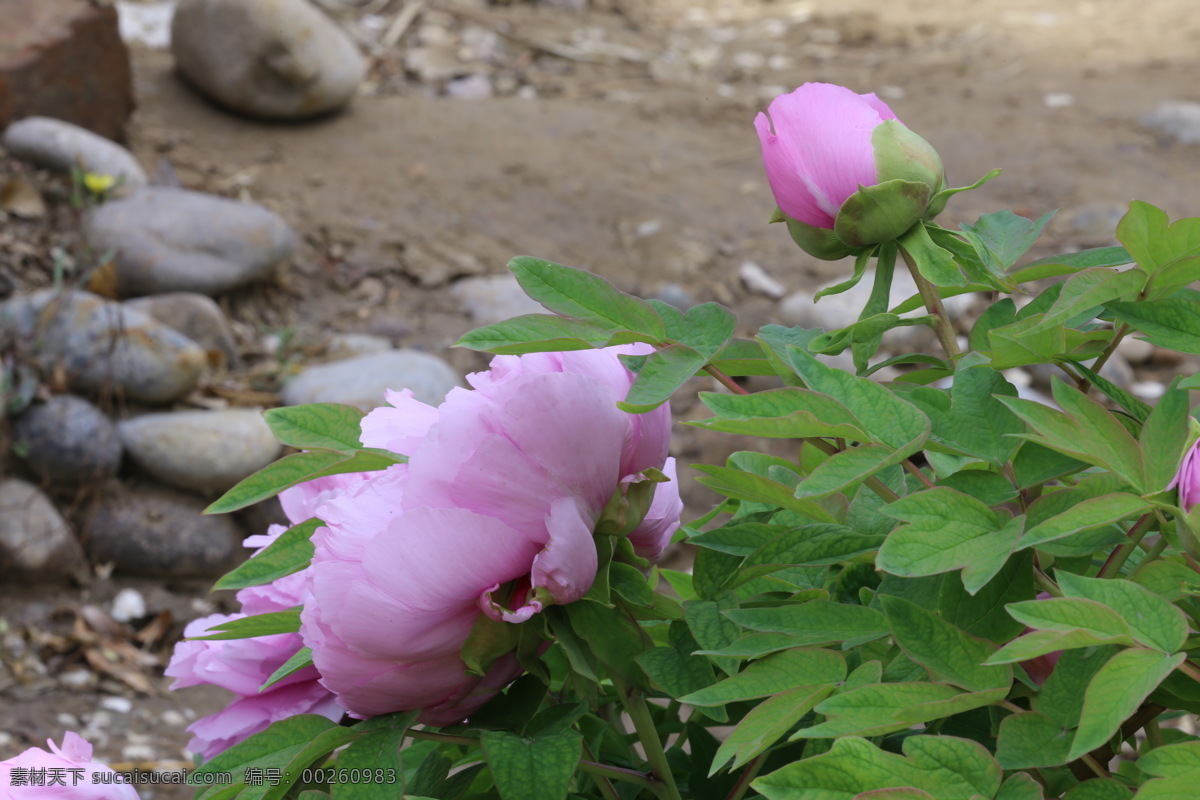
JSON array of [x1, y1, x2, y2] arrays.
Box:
[[84, 187, 297, 297], [326, 332, 393, 360], [125, 293, 240, 368], [12, 395, 122, 486], [651, 283, 696, 310], [282, 350, 462, 410], [1142, 101, 1200, 145], [0, 479, 86, 580], [0, 290, 207, 404], [451, 274, 544, 325], [81, 482, 240, 577], [445, 74, 494, 100], [1115, 335, 1155, 365], [2, 117, 147, 188], [171, 0, 366, 120], [118, 408, 281, 494]]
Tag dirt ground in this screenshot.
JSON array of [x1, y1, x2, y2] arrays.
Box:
[[3, 0, 1200, 795]]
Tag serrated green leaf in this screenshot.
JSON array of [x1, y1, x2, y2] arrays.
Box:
[[481, 729, 582, 800], [214, 518, 320, 591], [876, 488, 1020, 594], [262, 403, 366, 452], [711, 684, 834, 774], [1068, 648, 1185, 760], [680, 648, 846, 706], [510, 256, 665, 338], [880, 595, 1012, 692], [189, 609, 301, 641], [206, 449, 401, 514], [1056, 572, 1189, 654]]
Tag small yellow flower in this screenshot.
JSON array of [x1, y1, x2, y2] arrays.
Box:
[[83, 172, 116, 194]]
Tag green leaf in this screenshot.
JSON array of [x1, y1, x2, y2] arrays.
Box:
[[189, 609, 301, 641], [191, 715, 343, 784], [456, 314, 617, 354], [906, 365, 1023, 465], [618, 343, 708, 412], [1000, 379, 1145, 491], [1136, 742, 1200, 800], [794, 444, 915, 499], [636, 622, 720, 703], [754, 735, 1002, 800], [986, 629, 1131, 664], [814, 247, 872, 301], [1072, 361, 1153, 423], [1018, 494, 1150, 550], [724, 601, 889, 647], [785, 349, 931, 452], [996, 711, 1073, 769], [1068, 648, 1186, 759], [988, 314, 1067, 369], [709, 338, 776, 376], [793, 682, 1007, 738], [331, 717, 413, 800], [1024, 267, 1145, 333], [1140, 382, 1191, 493], [689, 522, 790, 556], [1062, 778, 1136, 800], [214, 518, 320, 591], [969, 298, 1017, 351], [1006, 597, 1134, 641], [1115, 201, 1200, 298], [693, 632, 808, 659], [880, 595, 1012, 692], [661, 301, 737, 359], [960, 209, 1056, 278], [684, 597, 742, 659], [711, 684, 835, 774], [510, 256, 665, 338], [692, 464, 837, 522], [206, 449, 402, 514], [1034, 646, 1119, 728], [262, 726, 364, 800], [739, 524, 885, 574], [876, 488, 1020, 594], [481, 729, 582, 800], [897, 220, 967, 287], [680, 648, 846, 706], [262, 403, 366, 452], [1108, 298, 1200, 354], [691, 388, 867, 440], [939, 551, 1035, 643], [565, 600, 649, 688], [995, 772, 1046, 800], [1010, 246, 1133, 284], [1056, 572, 1189, 654], [259, 646, 313, 691]]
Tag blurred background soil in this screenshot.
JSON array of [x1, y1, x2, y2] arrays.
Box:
[[2, 0, 1200, 795]]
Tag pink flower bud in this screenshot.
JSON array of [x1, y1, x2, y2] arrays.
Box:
[[0, 732, 140, 798], [1169, 438, 1200, 510], [755, 83, 945, 258]]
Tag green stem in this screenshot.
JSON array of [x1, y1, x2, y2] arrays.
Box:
[[1098, 514, 1155, 578], [1033, 567, 1062, 597], [704, 365, 749, 395], [406, 729, 476, 747], [616, 681, 683, 800], [899, 247, 961, 360], [1078, 323, 1130, 394], [1129, 537, 1170, 580], [1145, 718, 1165, 751], [724, 754, 767, 800], [577, 760, 659, 796], [1079, 753, 1109, 779], [1178, 659, 1200, 685], [902, 459, 936, 489]]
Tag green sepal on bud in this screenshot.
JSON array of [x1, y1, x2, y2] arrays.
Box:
[[771, 209, 857, 261], [834, 179, 932, 248]]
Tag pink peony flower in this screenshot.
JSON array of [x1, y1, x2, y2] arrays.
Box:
[[0, 732, 139, 799], [755, 83, 945, 258], [1169, 438, 1200, 510], [166, 478, 355, 761], [300, 346, 680, 723]]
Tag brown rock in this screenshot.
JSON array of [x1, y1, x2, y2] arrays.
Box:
[[0, 0, 135, 140]]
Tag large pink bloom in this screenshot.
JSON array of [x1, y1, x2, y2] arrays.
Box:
[[0, 732, 139, 799], [754, 82, 899, 229], [166, 478, 358, 761], [301, 346, 680, 722]]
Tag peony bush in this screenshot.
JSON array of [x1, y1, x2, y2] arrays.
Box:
[[14, 80, 1200, 799]]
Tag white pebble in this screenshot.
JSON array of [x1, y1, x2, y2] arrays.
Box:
[[122, 744, 157, 761], [1132, 381, 1167, 400], [161, 709, 187, 727], [739, 261, 786, 299], [56, 713, 80, 728], [60, 669, 94, 689], [101, 696, 133, 714], [1044, 92, 1075, 109], [110, 588, 146, 623]]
